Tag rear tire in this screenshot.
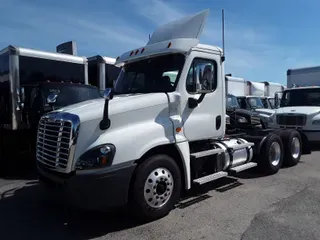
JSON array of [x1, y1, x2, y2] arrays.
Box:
[[130, 154, 181, 222], [279, 130, 302, 167], [258, 134, 283, 175]]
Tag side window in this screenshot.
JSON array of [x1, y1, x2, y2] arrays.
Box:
[[186, 58, 217, 93]]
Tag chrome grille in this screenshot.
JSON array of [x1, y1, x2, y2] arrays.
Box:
[[276, 114, 307, 126], [37, 118, 72, 169], [250, 116, 261, 125]]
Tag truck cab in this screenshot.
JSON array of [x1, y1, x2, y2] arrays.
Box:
[[236, 95, 274, 127], [36, 9, 308, 222], [261, 96, 275, 109], [269, 86, 320, 142], [226, 93, 264, 129]]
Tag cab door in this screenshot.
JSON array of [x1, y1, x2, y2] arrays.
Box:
[[180, 51, 224, 141]]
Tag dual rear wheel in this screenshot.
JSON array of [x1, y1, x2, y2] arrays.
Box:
[[259, 129, 302, 175]]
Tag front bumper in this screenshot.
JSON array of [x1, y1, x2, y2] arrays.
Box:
[[37, 161, 137, 210]]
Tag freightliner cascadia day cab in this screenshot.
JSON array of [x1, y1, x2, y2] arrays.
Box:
[[0, 45, 102, 174], [36, 10, 311, 221]]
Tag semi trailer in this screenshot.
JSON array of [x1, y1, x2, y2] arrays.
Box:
[[36, 9, 310, 221], [0, 45, 102, 174]]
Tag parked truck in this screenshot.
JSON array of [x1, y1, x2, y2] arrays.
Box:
[[36, 10, 310, 221], [226, 76, 274, 125], [261, 81, 285, 109], [268, 66, 320, 143], [269, 86, 320, 143], [0, 45, 102, 174]]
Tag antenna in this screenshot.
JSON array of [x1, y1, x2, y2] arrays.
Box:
[[221, 9, 225, 62]]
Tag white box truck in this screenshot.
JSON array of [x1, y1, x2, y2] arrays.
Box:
[[36, 9, 311, 222]]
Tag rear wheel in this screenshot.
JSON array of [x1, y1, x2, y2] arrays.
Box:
[[259, 134, 283, 175], [279, 130, 302, 167], [130, 154, 181, 222]]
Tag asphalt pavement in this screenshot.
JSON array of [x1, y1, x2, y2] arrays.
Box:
[[1, 149, 320, 240]]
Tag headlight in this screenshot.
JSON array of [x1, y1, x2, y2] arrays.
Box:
[[237, 117, 248, 123], [76, 144, 116, 170], [312, 120, 320, 125]]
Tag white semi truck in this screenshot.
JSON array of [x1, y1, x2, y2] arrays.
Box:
[[269, 86, 320, 142], [268, 67, 320, 142], [36, 10, 310, 221]]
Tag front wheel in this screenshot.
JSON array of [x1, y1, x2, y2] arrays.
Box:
[[130, 154, 182, 222]]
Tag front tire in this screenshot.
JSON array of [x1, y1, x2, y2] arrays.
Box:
[[259, 134, 284, 175], [130, 154, 181, 222]]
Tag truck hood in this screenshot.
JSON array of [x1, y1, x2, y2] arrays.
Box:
[[254, 108, 275, 116], [55, 93, 168, 122], [276, 106, 320, 115]]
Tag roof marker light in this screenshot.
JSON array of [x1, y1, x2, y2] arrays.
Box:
[[130, 51, 134, 56], [135, 49, 139, 55], [116, 56, 120, 61], [167, 42, 172, 48], [141, 48, 145, 53]]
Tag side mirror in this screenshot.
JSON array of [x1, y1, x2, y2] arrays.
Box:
[[47, 93, 58, 104], [100, 88, 113, 130]]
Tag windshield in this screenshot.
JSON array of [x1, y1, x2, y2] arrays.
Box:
[[114, 54, 185, 94], [247, 97, 265, 109], [280, 88, 320, 107], [226, 95, 240, 109]]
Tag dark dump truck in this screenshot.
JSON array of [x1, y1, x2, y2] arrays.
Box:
[[0, 45, 103, 175]]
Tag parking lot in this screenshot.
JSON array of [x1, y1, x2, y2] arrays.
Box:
[[1, 149, 320, 240]]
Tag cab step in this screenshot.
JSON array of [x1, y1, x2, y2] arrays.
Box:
[[191, 148, 224, 159], [193, 171, 228, 185], [228, 142, 254, 151], [229, 162, 257, 173]]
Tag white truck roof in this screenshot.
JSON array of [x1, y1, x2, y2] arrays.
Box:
[[115, 9, 222, 66]]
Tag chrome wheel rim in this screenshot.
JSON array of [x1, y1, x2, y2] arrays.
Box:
[[269, 142, 281, 166], [291, 137, 301, 159], [144, 168, 174, 208]]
